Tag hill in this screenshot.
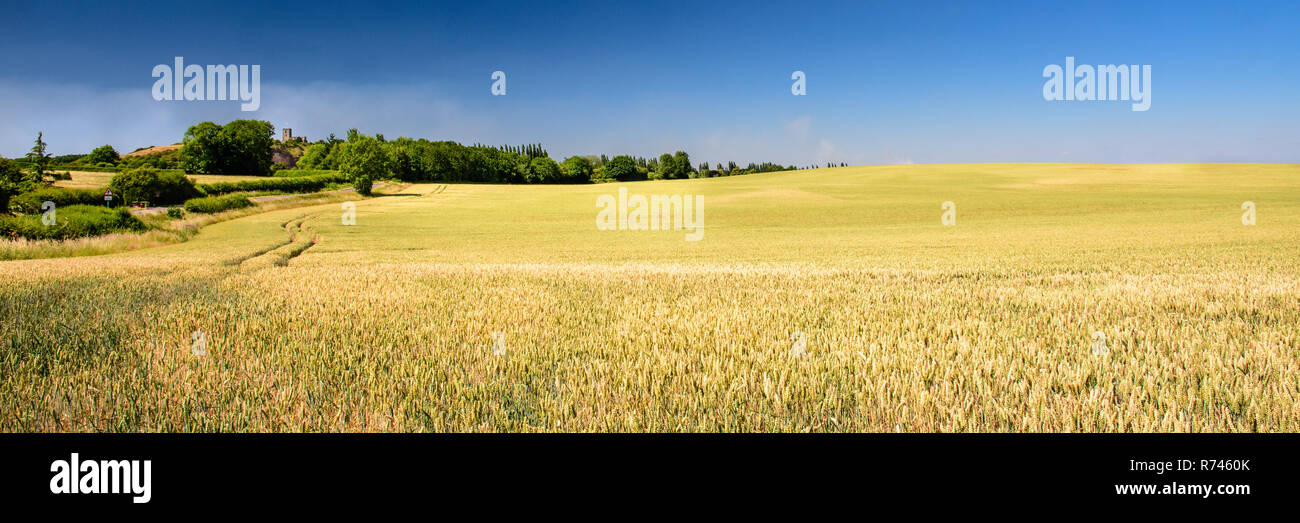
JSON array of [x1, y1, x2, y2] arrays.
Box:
[[124, 144, 182, 157]]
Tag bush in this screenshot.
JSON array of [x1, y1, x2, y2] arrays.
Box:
[[561, 156, 595, 183], [109, 168, 201, 205], [51, 154, 85, 165], [527, 156, 562, 183], [297, 143, 332, 170], [183, 193, 254, 214], [599, 155, 640, 182], [0, 205, 145, 240], [196, 172, 348, 196], [274, 169, 337, 178], [85, 145, 121, 166], [10, 187, 104, 214], [1, 157, 43, 213], [166, 207, 184, 219]]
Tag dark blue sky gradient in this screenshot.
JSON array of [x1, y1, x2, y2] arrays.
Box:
[[2, 0, 1296, 164]]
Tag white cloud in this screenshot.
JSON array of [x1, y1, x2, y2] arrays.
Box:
[[782, 115, 812, 138], [884, 150, 914, 165]]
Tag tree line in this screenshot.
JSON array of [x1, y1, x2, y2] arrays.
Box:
[[4, 121, 823, 209], [296, 127, 804, 191]]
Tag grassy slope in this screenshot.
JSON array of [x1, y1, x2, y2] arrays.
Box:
[[2, 164, 1298, 432]]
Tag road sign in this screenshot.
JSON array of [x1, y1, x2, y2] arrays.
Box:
[[104, 189, 114, 206]]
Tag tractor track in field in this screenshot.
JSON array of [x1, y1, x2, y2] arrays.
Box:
[[233, 212, 324, 270]]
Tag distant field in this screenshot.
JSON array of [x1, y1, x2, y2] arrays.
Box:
[[3, 163, 1298, 432], [53, 171, 267, 190]]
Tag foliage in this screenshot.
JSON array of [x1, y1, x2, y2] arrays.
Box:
[[196, 172, 348, 196], [120, 148, 182, 170], [1, 157, 44, 213], [108, 168, 202, 205], [85, 145, 121, 166], [183, 193, 254, 214], [9, 187, 104, 215], [286, 130, 794, 185], [180, 120, 275, 175], [51, 154, 86, 165], [526, 156, 562, 184], [599, 155, 640, 182], [26, 132, 52, 178], [561, 156, 595, 184], [273, 168, 339, 178], [336, 135, 389, 195], [297, 143, 333, 170], [0, 205, 144, 240]]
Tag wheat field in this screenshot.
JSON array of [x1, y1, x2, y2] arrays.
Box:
[[2, 163, 1297, 432]]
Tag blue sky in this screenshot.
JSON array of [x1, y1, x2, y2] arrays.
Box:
[[2, 0, 1297, 164]]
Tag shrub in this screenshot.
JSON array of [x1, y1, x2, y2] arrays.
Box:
[[1, 157, 44, 213], [297, 143, 332, 170], [109, 168, 201, 205], [85, 145, 121, 166], [196, 172, 348, 196], [166, 207, 184, 219], [274, 169, 337, 178], [10, 187, 104, 214], [599, 155, 640, 182], [0, 205, 145, 240], [51, 154, 85, 165], [183, 194, 254, 214], [561, 156, 595, 183], [527, 156, 562, 184]]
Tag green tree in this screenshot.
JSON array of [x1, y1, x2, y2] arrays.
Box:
[[1, 157, 43, 213], [220, 120, 275, 175], [601, 155, 639, 181], [323, 144, 345, 171], [658, 153, 674, 178], [108, 168, 200, 206], [180, 120, 275, 175], [673, 151, 695, 179], [336, 135, 389, 195], [561, 156, 594, 183], [179, 121, 226, 174], [297, 143, 330, 170], [26, 132, 52, 178], [85, 144, 121, 166], [527, 156, 562, 183]]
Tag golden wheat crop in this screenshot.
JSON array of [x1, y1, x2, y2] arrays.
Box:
[[2, 164, 1297, 432]]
